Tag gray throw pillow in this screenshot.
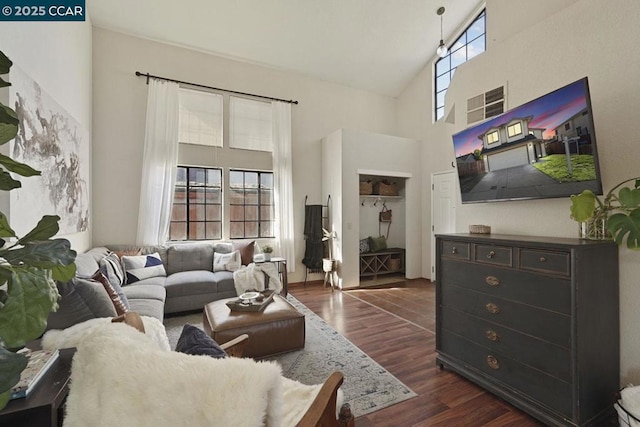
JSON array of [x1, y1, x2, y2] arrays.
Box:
[[47, 277, 117, 330]]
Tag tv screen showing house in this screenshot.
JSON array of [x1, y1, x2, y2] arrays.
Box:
[[452, 77, 603, 203]]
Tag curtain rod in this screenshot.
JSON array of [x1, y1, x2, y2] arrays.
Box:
[[134, 71, 299, 105]]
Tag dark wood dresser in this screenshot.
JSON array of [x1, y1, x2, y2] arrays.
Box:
[[435, 233, 619, 426]]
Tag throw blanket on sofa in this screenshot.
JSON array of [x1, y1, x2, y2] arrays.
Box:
[[63, 323, 327, 427], [233, 262, 282, 295]]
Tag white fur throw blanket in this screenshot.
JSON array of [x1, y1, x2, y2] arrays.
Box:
[[233, 262, 282, 295], [63, 323, 325, 427]]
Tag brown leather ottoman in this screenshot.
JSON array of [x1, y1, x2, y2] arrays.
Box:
[[203, 295, 305, 358]]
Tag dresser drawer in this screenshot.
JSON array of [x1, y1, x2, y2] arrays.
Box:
[[441, 284, 571, 348], [440, 259, 571, 314], [474, 244, 513, 267], [520, 249, 570, 277], [441, 306, 571, 382], [439, 332, 572, 418], [441, 240, 470, 260]]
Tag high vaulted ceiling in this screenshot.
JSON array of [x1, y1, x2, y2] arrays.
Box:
[[88, 0, 481, 97]]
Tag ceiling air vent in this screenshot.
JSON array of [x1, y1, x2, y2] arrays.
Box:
[[467, 85, 505, 124]]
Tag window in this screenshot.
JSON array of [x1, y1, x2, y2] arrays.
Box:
[[507, 122, 522, 138], [170, 166, 222, 241], [229, 96, 273, 151], [172, 88, 276, 242], [435, 9, 486, 121], [178, 89, 223, 146], [486, 130, 499, 145], [229, 170, 274, 239]]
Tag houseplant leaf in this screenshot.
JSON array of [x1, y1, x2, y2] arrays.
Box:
[[607, 209, 640, 250], [18, 215, 60, 243], [0, 153, 40, 177], [617, 187, 640, 209], [0, 347, 28, 402], [0, 170, 21, 191], [569, 190, 597, 222], [0, 212, 17, 238], [0, 50, 12, 74], [0, 104, 18, 145], [1, 239, 76, 269], [0, 267, 58, 349]]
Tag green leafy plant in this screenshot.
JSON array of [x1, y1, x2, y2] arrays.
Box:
[[570, 177, 640, 249], [261, 245, 273, 254], [0, 50, 77, 409]]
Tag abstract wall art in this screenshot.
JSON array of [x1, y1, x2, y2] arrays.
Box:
[[9, 65, 89, 236]]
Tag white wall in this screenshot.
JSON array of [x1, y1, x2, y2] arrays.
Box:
[[92, 28, 397, 283], [397, 0, 640, 384], [322, 129, 421, 288], [0, 21, 93, 252]]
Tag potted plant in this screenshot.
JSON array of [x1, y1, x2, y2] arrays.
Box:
[[0, 50, 77, 409], [322, 228, 337, 273], [569, 177, 640, 249], [261, 245, 273, 261]]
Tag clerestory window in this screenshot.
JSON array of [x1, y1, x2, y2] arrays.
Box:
[[434, 9, 486, 122]]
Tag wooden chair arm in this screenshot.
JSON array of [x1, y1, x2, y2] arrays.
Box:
[[296, 371, 355, 427], [219, 334, 249, 358]]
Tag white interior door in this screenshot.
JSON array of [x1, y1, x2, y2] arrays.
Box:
[[431, 171, 457, 280]]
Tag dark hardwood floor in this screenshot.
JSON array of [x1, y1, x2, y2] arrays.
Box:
[[288, 278, 545, 427]]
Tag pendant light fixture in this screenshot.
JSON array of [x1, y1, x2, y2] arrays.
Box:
[[436, 6, 448, 58]]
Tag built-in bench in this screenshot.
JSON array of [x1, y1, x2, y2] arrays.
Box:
[[359, 248, 405, 279]]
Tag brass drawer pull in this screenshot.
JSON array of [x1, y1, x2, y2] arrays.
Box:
[[486, 329, 500, 342], [486, 355, 500, 370], [485, 303, 500, 314], [486, 250, 496, 259], [485, 276, 500, 287], [452, 246, 457, 254], [539, 256, 546, 262]]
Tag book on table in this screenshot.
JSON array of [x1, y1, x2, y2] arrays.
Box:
[[10, 348, 60, 400]]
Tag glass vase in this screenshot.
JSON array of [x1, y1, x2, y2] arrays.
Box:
[[578, 214, 611, 240]]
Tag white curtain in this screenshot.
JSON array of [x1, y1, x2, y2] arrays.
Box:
[[272, 101, 295, 272], [136, 79, 180, 245]]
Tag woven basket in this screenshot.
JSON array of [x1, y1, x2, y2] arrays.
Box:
[[469, 224, 491, 234], [373, 180, 398, 196], [359, 181, 373, 195]]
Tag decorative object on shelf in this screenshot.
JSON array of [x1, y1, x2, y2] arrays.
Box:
[[261, 245, 273, 261], [0, 49, 77, 410], [359, 180, 372, 195], [570, 177, 640, 248], [469, 224, 491, 234], [436, 7, 449, 58], [373, 179, 398, 196]]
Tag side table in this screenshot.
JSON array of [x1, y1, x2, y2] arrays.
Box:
[[0, 347, 75, 427], [255, 257, 288, 296]]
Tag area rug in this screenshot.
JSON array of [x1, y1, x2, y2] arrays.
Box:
[[163, 295, 417, 417]]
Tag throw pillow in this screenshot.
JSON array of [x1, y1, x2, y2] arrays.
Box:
[[368, 235, 387, 252], [213, 250, 241, 272], [233, 240, 255, 266], [92, 269, 130, 316], [175, 324, 227, 358], [99, 252, 126, 287], [359, 238, 370, 254], [122, 252, 167, 284]]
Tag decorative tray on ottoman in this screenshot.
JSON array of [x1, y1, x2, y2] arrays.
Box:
[[226, 289, 276, 312]]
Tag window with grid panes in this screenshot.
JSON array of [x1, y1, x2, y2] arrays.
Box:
[[435, 9, 486, 121], [229, 170, 274, 239], [170, 166, 222, 241]]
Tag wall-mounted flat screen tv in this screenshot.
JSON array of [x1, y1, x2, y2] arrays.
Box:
[[452, 77, 603, 203]]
